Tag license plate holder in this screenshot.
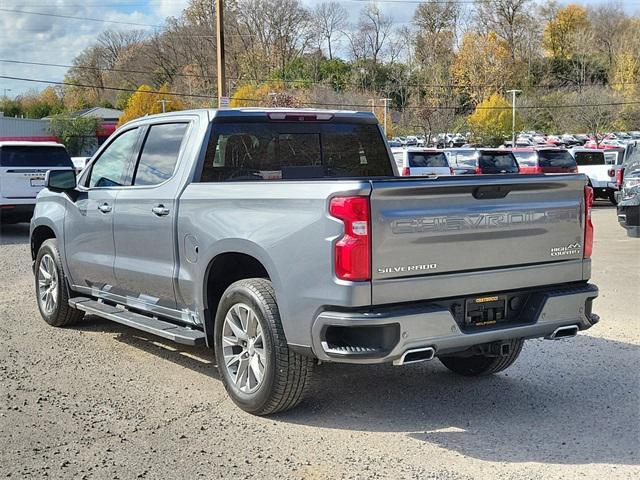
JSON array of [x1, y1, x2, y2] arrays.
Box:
[[30, 178, 45, 187], [465, 295, 507, 328]]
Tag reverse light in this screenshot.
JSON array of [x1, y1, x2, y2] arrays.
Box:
[[584, 186, 594, 259], [329, 196, 371, 281]]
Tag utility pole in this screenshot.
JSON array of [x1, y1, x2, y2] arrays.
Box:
[[506, 89, 522, 147], [2, 88, 11, 99], [157, 99, 171, 113], [215, 0, 227, 108], [379, 98, 392, 138]]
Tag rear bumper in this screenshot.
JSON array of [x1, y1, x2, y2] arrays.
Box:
[[310, 283, 599, 364], [0, 202, 35, 223], [617, 197, 640, 237]]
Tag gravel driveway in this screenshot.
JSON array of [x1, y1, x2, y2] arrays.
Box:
[[1, 204, 638, 479]]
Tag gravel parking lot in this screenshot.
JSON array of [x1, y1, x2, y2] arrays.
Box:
[[1, 203, 638, 479]]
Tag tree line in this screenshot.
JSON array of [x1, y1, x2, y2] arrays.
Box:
[[1, 0, 639, 145]]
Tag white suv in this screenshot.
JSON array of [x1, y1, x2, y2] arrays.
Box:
[[391, 147, 453, 177], [0, 141, 73, 223]]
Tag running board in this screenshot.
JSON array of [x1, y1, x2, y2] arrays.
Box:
[[69, 297, 206, 346]]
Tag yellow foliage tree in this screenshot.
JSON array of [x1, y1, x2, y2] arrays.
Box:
[[450, 32, 512, 106], [542, 4, 590, 59], [118, 84, 185, 126], [468, 93, 520, 146]]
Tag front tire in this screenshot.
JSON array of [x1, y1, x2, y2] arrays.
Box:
[[35, 239, 84, 327], [213, 278, 313, 415], [439, 338, 524, 376]]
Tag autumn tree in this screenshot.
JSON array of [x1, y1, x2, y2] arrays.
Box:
[[541, 3, 590, 59], [450, 32, 512, 105], [119, 85, 185, 125], [468, 93, 518, 146]]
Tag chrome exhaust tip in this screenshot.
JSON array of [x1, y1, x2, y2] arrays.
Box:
[[546, 324, 579, 340], [393, 347, 436, 366]]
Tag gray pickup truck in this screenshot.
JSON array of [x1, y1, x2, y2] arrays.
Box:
[[31, 108, 599, 415]]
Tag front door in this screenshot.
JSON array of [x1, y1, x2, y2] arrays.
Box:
[[113, 122, 190, 313], [65, 127, 141, 290]]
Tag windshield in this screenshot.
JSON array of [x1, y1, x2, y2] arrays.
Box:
[[574, 152, 605, 166], [408, 152, 448, 168], [200, 122, 393, 181], [0, 146, 72, 168], [512, 151, 537, 166], [478, 152, 519, 173], [537, 150, 577, 168]]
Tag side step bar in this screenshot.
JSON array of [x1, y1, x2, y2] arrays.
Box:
[[69, 297, 206, 346]]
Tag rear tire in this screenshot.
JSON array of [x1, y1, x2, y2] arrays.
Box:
[[609, 191, 618, 206], [213, 278, 313, 415], [439, 338, 524, 376], [35, 239, 84, 327]]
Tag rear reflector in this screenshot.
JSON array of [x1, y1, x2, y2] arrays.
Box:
[[584, 186, 594, 259], [329, 196, 371, 281]]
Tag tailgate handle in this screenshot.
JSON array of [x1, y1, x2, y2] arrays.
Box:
[[473, 186, 511, 200]]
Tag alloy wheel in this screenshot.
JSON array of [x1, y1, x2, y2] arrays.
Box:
[[37, 254, 58, 315]]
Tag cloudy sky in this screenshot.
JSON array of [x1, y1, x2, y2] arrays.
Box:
[[0, 0, 637, 97]]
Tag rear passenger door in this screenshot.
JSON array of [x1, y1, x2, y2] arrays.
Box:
[[112, 122, 190, 314]]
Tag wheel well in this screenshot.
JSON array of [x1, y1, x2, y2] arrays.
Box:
[[31, 226, 56, 260], [204, 253, 270, 342]]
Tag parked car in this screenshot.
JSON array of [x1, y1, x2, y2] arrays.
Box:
[[30, 108, 599, 415], [569, 148, 620, 204], [71, 156, 91, 174], [391, 147, 452, 176], [512, 148, 578, 174], [444, 148, 519, 174], [0, 141, 74, 224], [444, 148, 478, 174], [616, 147, 640, 237]]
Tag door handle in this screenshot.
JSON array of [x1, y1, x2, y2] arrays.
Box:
[[98, 203, 112, 213], [152, 205, 170, 217]]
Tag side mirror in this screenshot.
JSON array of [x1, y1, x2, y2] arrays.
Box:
[[45, 169, 77, 192]]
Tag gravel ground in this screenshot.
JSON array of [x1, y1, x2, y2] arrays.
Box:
[[1, 203, 638, 479]]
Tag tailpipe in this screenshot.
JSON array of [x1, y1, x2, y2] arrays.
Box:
[[546, 325, 579, 340], [393, 347, 436, 366]]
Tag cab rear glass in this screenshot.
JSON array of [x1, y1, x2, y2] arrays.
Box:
[[0, 146, 73, 168], [574, 152, 605, 166], [199, 122, 393, 181], [408, 152, 448, 168]]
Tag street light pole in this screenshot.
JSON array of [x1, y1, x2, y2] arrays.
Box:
[[506, 89, 522, 147], [157, 99, 171, 113], [379, 98, 392, 138], [368, 99, 375, 113], [215, 0, 227, 108]]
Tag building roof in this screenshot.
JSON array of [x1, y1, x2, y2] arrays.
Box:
[[73, 107, 123, 121]]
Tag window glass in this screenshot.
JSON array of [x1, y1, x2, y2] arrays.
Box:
[[0, 146, 73, 168], [512, 151, 537, 166], [446, 150, 477, 167], [574, 152, 605, 166], [200, 122, 393, 182], [88, 128, 138, 188], [408, 152, 448, 168], [537, 150, 577, 168], [134, 123, 188, 186], [478, 152, 519, 173]]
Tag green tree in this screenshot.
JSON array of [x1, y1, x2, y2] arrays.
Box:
[[468, 93, 519, 146], [48, 115, 101, 156]]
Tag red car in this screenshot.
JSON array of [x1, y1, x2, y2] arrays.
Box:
[[511, 148, 578, 174]]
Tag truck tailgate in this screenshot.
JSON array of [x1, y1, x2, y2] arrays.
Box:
[[370, 174, 588, 303]]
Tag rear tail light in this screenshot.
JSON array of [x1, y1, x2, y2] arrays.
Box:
[[533, 166, 543, 174], [616, 167, 624, 187], [584, 186, 594, 259], [401, 167, 410, 176], [607, 168, 615, 178], [329, 196, 371, 281], [474, 166, 482, 174]]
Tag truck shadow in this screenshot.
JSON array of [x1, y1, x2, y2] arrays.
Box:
[[277, 335, 639, 466], [0, 222, 30, 245], [76, 315, 219, 380], [75, 316, 638, 466]]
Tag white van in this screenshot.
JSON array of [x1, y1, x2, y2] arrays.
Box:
[[391, 147, 452, 177], [569, 147, 620, 204], [0, 141, 74, 223]]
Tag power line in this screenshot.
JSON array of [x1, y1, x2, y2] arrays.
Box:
[[3, 74, 640, 111], [0, 7, 163, 29]]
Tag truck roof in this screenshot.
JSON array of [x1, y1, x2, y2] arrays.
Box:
[[122, 108, 379, 126]]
